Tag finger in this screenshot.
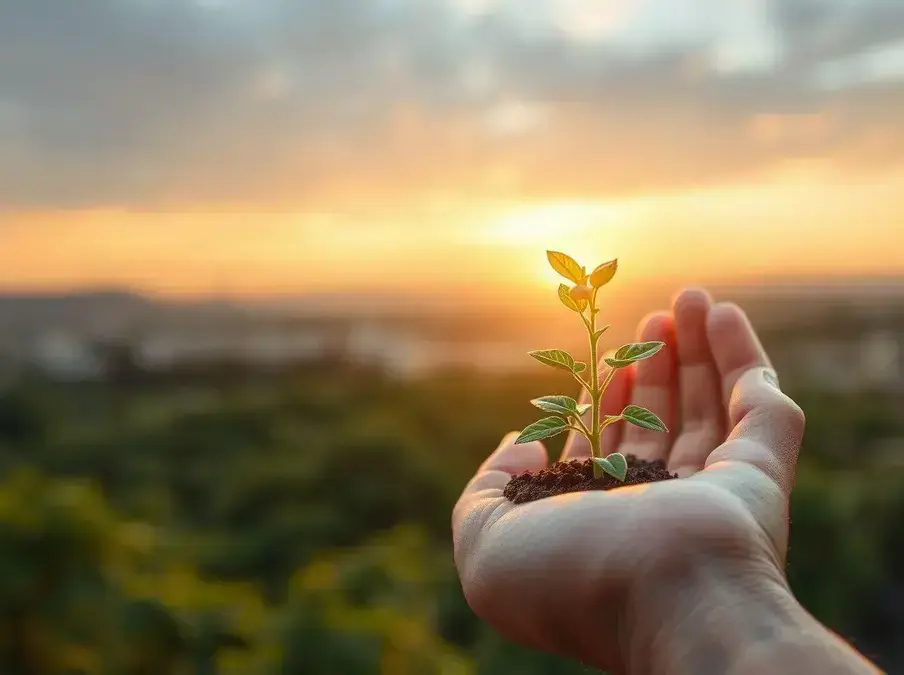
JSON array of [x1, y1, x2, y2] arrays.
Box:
[[561, 355, 634, 460], [703, 367, 805, 497], [666, 289, 725, 475], [695, 367, 804, 560], [707, 302, 773, 407], [462, 432, 549, 497], [620, 312, 676, 462]]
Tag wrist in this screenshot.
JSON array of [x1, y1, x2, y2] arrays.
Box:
[[618, 550, 799, 675]]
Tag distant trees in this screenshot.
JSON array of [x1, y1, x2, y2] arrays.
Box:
[[0, 368, 900, 673]]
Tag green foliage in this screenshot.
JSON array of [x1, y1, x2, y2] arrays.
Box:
[[0, 389, 47, 445], [592, 454, 628, 482], [515, 417, 571, 444], [0, 331, 900, 672], [279, 527, 472, 675], [527, 349, 579, 373], [621, 405, 669, 432], [519, 253, 669, 482], [530, 396, 590, 418], [604, 341, 666, 368]]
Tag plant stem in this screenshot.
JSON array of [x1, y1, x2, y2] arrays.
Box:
[[600, 414, 621, 434], [572, 372, 593, 396], [572, 411, 592, 438], [588, 288, 602, 474], [599, 367, 616, 397]]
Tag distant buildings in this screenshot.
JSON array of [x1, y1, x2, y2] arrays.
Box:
[[763, 325, 904, 394], [32, 330, 105, 380], [2, 288, 903, 391], [10, 317, 532, 382]]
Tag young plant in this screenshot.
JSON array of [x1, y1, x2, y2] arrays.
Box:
[[514, 251, 668, 482]]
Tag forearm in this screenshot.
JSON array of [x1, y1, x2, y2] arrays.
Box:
[[620, 557, 881, 675]]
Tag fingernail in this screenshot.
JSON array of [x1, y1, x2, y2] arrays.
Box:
[[762, 369, 781, 390]]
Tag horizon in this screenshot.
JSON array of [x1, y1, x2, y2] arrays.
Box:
[[5, 267, 904, 299], [4, 269, 904, 324]]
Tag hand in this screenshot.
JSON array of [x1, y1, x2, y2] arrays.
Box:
[[452, 290, 807, 673]]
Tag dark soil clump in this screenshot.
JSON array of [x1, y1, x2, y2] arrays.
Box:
[[503, 455, 677, 504]]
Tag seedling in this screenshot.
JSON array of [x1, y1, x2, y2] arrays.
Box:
[[515, 251, 668, 482]]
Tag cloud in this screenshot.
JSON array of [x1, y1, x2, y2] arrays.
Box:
[[0, 0, 903, 210], [815, 39, 904, 89]]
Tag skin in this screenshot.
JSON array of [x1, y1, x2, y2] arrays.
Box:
[[452, 289, 882, 675]]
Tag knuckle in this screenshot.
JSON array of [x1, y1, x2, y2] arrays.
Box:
[[731, 381, 806, 444], [761, 396, 806, 441], [785, 399, 806, 434], [727, 386, 756, 421]]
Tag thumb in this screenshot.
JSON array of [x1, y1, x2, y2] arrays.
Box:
[[705, 366, 806, 496], [452, 433, 548, 569], [459, 432, 549, 499]]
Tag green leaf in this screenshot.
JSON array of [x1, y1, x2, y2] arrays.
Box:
[[546, 251, 585, 284], [528, 349, 576, 372], [515, 416, 570, 444], [589, 259, 618, 288], [557, 284, 586, 313], [531, 395, 581, 416], [592, 453, 628, 482], [604, 341, 666, 368], [572, 361, 587, 373], [622, 405, 668, 432], [576, 403, 592, 416]]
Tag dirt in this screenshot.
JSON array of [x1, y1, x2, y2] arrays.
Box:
[[503, 455, 677, 504]]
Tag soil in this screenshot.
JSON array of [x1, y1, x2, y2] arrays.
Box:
[[503, 455, 677, 504]]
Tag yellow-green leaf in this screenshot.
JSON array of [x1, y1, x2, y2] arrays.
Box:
[[557, 284, 585, 313], [604, 341, 665, 368], [528, 349, 576, 372], [592, 453, 628, 481], [622, 405, 669, 432], [515, 416, 570, 444], [531, 395, 580, 416], [546, 251, 585, 284], [589, 259, 618, 288]]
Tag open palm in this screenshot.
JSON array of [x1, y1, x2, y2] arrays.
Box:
[[452, 290, 806, 673]]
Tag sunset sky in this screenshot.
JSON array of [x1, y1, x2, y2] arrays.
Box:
[[2, 0, 904, 298]]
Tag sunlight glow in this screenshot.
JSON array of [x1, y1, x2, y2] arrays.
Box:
[[477, 201, 622, 289], [4, 166, 904, 299], [484, 201, 615, 245]]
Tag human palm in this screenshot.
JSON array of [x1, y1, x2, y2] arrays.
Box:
[[452, 290, 806, 673]]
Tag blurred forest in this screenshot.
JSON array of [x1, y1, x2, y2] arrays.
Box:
[[0, 357, 902, 674]]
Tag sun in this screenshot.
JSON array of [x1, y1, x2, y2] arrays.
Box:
[[483, 201, 619, 286], [488, 201, 614, 244]]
